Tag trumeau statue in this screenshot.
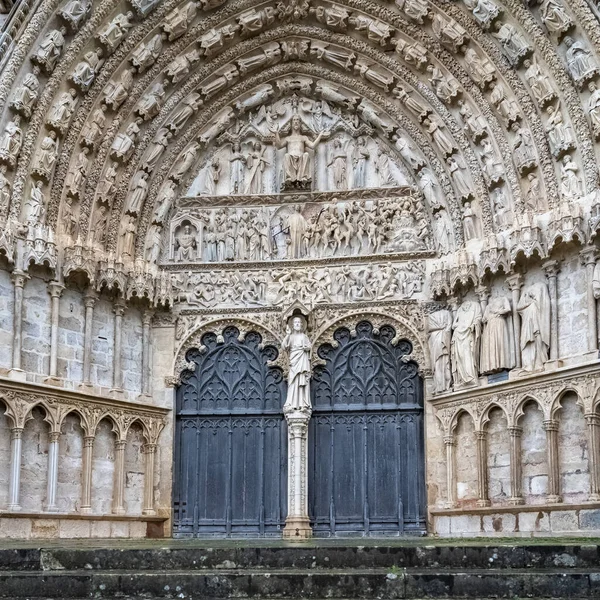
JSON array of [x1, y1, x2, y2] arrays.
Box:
[[451, 300, 482, 388], [517, 282, 551, 372], [282, 315, 311, 412], [480, 296, 514, 374], [428, 309, 452, 394]]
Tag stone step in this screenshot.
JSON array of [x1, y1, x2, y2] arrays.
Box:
[[1, 568, 600, 598], [2, 543, 600, 572]]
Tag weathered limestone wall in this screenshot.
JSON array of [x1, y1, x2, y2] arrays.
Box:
[[57, 287, 85, 383], [0, 269, 14, 371], [20, 408, 49, 513], [521, 402, 548, 503], [57, 414, 84, 513], [22, 275, 51, 376], [487, 408, 510, 503]]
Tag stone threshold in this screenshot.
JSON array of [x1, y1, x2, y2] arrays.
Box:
[[0, 511, 167, 522], [430, 501, 600, 517]]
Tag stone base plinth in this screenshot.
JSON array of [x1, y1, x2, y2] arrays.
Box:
[[282, 516, 312, 539]]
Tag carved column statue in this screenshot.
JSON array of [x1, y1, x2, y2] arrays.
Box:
[[506, 274, 523, 369], [9, 270, 29, 380], [544, 419, 562, 503], [451, 300, 482, 388], [507, 425, 524, 505], [517, 282, 551, 373], [282, 315, 312, 538], [428, 309, 452, 394]]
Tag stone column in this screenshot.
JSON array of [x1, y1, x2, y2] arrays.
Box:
[[80, 435, 94, 514], [444, 434, 457, 509], [475, 430, 491, 507], [7, 427, 23, 511], [506, 274, 522, 369], [544, 419, 562, 503], [543, 260, 560, 362], [9, 270, 28, 379], [580, 247, 598, 354], [44, 431, 61, 512], [81, 289, 97, 387], [585, 414, 600, 501], [112, 439, 126, 515], [142, 442, 157, 515], [141, 310, 153, 397], [507, 426, 524, 505], [283, 410, 312, 538], [110, 300, 126, 394], [47, 281, 64, 381]]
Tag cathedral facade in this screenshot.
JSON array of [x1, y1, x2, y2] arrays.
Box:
[[0, 0, 600, 539]]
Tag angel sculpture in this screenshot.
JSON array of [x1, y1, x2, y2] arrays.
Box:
[[301, 98, 336, 132], [253, 103, 285, 134]]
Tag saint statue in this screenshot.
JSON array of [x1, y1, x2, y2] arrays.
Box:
[[286, 204, 307, 259], [451, 300, 482, 387], [517, 282, 550, 372], [428, 310, 452, 394], [275, 114, 326, 189], [282, 316, 312, 412], [480, 296, 515, 374]]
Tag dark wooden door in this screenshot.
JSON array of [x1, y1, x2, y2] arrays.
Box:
[[173, 326, 287, 537], [309, 321, 426, 536]]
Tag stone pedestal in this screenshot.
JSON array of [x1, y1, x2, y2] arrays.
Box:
[[283, 408, 312, 539]]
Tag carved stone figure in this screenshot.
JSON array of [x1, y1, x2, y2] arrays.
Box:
[[97, 162, 118, 205], [428, 310, 452, 393], [282, 316, 311, 411], [463, 0, 500, 29], [396, 0, 429, 23], [489, 81, 520, 126], [523, 57, 556, 107], [171, 143, 199, 181], [0, 165, 10, 213], [102, 69, 134, 110], [348, 14, 392, 46], [96, 12, 133, 53], [545, 102, 575, 157], [199, 24, 238, 56], [395, 136, 425, 171], [235, 85, 274, 114], [328, 139, 347, 190], [464, 47, 496, 88], [376, 147, 397, 186], [90, 204, 108, 245], [61, 195, 78, 237], [357, 101, 396, 136], [462, 201, 478, 239], [517, 282, 550, 372], [65, 147, 89, 199], [163, 1, 198, 41], [588, 81, 600, 139], [81, 105, 107, 148], [131, 33, 165, 72], [32, 131, 58, 180], [431, 12, 468, 52], [393, 85, 430, 121], [395, 39, 428, 71], [0, 115, 22, 168], [10, 71, 40, 118], [433, 209, 453, 254], [458, 101, 487, 142], [198, 108, 234, 145], [26, 180, 45, 223], [352, 137, 370, 188], [276, 115, 326, 189], [126, 171, 149, 215], [451, 301, 482, 388], [427, 64, 460, 104], [140, 128, 172, 171], [31, 27, 66, 73], [564, 37, 599, 86], [237, 7, 276, 34], [119, 215, 137, 259], [511, 123, 537, 173], [419, 168, 441, 207], [310, 41, 355, 71], [145, 224, 162, 263], [425, 116, 456, 157], [245, 142, 269, 195], [131, 0, 161, 18], [311, 4, 349, 28], [525, 172, 541, 212], [480, 296, 514, 373], [165, 49, 201, 83], [110, 120, 140, 162], [153, 181, 176, 224], [46, 88, 77, 135], [492, 22, 531, 66], [560, 154, 582, 200], [203, 157, 221, 195], [69, 49, 104, 91], [315, 80, 360, 111], [58, 0, 92, 31], [287, 204, 308, 259], [136, 82, 166, 121], [540, 0, 573, 35], [175, 224, 197, 260], [492, 187, 511, 228], [167, 93, 202, 134], [229, 142, 246, 194], [480, 137, 503, 186]]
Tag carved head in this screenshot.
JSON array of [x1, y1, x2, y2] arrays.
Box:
[[292, 114, 301, 131], [291, 315, 305, 332]]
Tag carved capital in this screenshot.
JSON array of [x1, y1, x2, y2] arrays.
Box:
[[47, 281, 65, 299], [543, 419, 559, 432], [113, 299, 127, 317], [506, 273, 523, 292], [10, 269, 28, 288], [542, 259, 560, 279], [580, 245, 599, 267], [83, 288, 98, 309]]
